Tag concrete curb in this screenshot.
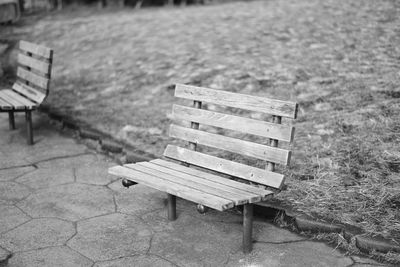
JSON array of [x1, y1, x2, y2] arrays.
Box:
[[38, 106, 157, 164], [38, 106, 400, 260], [256, 200, 400, 255]]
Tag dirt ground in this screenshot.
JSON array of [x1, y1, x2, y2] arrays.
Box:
[[1, 0, 399, 248]]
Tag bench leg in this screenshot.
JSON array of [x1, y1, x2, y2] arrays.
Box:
[[167, 194, 177, 221], [243, 203, 253, 254], [8, 111, 15, 130], [25, 110, 33, 145]]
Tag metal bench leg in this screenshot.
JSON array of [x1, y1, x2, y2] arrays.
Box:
[[167, 194, 177, 221], [25, 110, 33, 145], [243, 203, 253, 254], [8, 111, 15, 130]]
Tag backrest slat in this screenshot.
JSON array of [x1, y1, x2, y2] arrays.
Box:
[[169, 124, 291, 165], [175, 84, 298, 119], [14, 41, 53, 104], [20, 40, 52, 59], [172, 104, 295, 142], [12, 82, 46, 103], [17, 67, 49, 90], [166, 84, 297, 189], [164, 145, 285, 189], [18, 53, 51, 75]]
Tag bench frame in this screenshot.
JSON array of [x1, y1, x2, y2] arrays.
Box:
[[0, 41, 53, 145], [109, 84, 298, 253]]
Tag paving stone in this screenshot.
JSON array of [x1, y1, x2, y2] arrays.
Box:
[[109, 181, 167, 216], [24, 144, 87, 164], [0, 166, 35, 181], [0, 205, 31, 234], [15, 168, 74, 189], [68, 213, 152, 262], [37, 153, 98, 169], [0, 181, 31, 205], [93, 255, 175, 267], [148, 210, 240, 266], [0, 218, 75, 252], [226, 241, 353, 267], [253, 221, 307, 243], [8, 246, 93, 267], [0, 154, 30, 169], [75, 161, 117, 186], [17, 183, 115, 221]]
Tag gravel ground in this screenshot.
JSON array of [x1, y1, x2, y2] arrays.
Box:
[[1, 0, 399, 246]]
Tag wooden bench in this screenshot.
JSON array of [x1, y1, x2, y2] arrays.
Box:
[[0, 40, 53, 145], [108, 84, 298, 253]]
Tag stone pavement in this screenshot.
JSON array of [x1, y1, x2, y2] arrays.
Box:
[[0, 112, 386, 267]]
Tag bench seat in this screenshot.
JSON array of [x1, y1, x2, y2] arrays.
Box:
[[0, 89, 37, 110], [109, 159, 274, 211]]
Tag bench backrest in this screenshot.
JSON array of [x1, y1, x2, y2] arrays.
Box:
[[12, 40, 53, 104], [165, 84, 298, 190]]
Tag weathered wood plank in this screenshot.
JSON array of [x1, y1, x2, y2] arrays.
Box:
[[175, 84, 298, 119], [172, 104, 295, 142], [169, 124, 291, 165], [18, 53, 51, 75], [0, 97, 13, 110], [20, 40, 53, 59], [0, 91, 26, 109], [1, 90, 36, 109], [152, 159, 275, 196], [163, 145, 285, 189], [108, 166, 234, 211], [12, 83, 46, 103], [137, 162, 262, 203], [129, 163, 252, 205], [17, 67, 50, 90]]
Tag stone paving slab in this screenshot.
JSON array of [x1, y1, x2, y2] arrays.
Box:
[[0, 166, 36, 182], [0, 112, 385, 266], [0, 205, 30, 234], [17, 183, 115, 221], [0, 218, 75, 252], [7, 246, 93, 267]]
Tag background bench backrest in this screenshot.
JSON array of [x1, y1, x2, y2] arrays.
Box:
[[13, 40, 53, 104], [165, 84, 298, 190]]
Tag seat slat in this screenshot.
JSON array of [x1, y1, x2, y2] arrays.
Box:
[[129, 163, 255, 205], [172, 104, 295, 142], [152, 159, 276, 196], [152, 159, 276, 195], [108, 166, 234, 211], [175, 84, 298, 119], [2, 90, 36, 109], [163, 145, 285, 189], [0, 97, 13, 110], [20, 40, 53, 59], [12, 82, 46, 104], [169, 124, 291, 165], [18, 53, 51, 75], [0, 91, 26, 109], [17, 67, 50, 90], [136, 162, 263, 203]]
